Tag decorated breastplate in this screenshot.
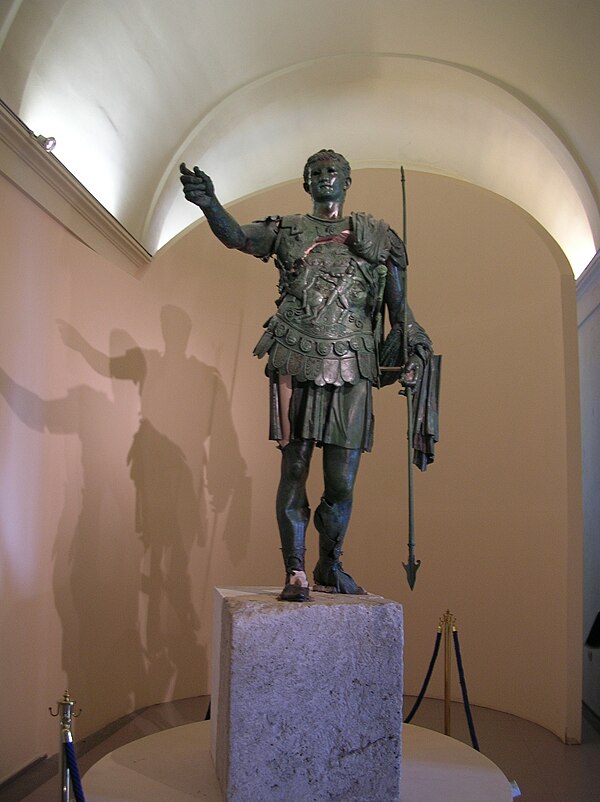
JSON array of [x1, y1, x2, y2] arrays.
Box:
[[253, 215, 384, 387]]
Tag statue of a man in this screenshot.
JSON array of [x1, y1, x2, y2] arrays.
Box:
[[180, 150, 436, 602]]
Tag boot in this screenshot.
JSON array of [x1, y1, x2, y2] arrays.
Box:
[[312, 498, 366, 594]]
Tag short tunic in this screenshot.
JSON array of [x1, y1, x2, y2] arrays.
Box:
[[278, 375, 374, 452]]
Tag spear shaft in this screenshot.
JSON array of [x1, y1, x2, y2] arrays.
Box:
[[400, 166, 421, 590]]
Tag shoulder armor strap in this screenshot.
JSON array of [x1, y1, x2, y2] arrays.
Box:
[[278, 214, 305, 235], [246, 215, 282, 262], [351, 211, 392, 264], [272, 214, 305, 257]]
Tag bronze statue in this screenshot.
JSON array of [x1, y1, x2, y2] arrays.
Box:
[[180, 150, 438, 602]]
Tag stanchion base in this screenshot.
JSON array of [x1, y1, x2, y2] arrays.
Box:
[[82, 720, 512, 801]]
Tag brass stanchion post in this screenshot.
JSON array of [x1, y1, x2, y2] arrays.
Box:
[[441, 610, 456, 736], [49, 690, 81, 802]]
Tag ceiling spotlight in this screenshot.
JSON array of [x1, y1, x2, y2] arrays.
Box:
[[35, 134, 56, 152]]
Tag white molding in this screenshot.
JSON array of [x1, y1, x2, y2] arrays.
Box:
[[576, 249, 600, 327], [0, 100, 151, 275]]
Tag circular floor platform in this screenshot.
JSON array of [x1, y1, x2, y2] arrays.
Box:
[[83, 720, 513, 801]]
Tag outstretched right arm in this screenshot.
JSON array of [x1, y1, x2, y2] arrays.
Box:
[[180, 163, 247, 250]]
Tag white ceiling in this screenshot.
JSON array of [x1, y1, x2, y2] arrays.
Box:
[[1, 0, 599, 276]]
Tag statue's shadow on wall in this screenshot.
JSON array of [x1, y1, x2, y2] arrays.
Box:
[[0, 304, 250, 715]]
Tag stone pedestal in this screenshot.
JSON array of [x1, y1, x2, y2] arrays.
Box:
[[212, 587, 404, 802]]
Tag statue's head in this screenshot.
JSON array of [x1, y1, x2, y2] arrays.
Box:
[[303, 149, 352, 199]]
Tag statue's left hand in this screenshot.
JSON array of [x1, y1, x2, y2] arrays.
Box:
[[400, 355, 423, 388]]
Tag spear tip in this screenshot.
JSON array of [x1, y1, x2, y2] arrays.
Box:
[[403, 556, 421, 590]]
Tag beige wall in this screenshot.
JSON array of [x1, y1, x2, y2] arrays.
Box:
[[577, 254, 600, 719], [0, 166, 582, 781]]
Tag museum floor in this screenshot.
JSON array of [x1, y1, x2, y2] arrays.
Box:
[[3, 696, 599, 802]]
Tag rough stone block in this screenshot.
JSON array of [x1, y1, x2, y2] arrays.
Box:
[[212, 587, 403, 802]]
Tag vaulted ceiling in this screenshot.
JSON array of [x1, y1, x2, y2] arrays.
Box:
[[1, 0, 599, 276]]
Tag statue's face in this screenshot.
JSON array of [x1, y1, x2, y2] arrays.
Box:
[[305, 158, 350, 203]]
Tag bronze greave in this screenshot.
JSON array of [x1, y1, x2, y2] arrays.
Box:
[[276, 439, 314, 575]]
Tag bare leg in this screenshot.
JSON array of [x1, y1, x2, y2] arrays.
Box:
[[313, 444, 365, 594], [277, 374, 293, 450]]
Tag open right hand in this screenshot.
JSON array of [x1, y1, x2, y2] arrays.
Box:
[[180, 163, 216, 209]]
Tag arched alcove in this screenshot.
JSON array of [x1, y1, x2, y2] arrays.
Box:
[[150, 55, 596, 276]]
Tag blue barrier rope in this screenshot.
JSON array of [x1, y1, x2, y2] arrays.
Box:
[[452, 629, 480, 751], [404, 630, 442, 723], [64, 740, 86, 802]]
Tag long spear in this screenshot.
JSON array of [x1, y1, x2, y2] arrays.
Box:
[[377, 167, 421, 588], [400, 166, 421, 590]]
